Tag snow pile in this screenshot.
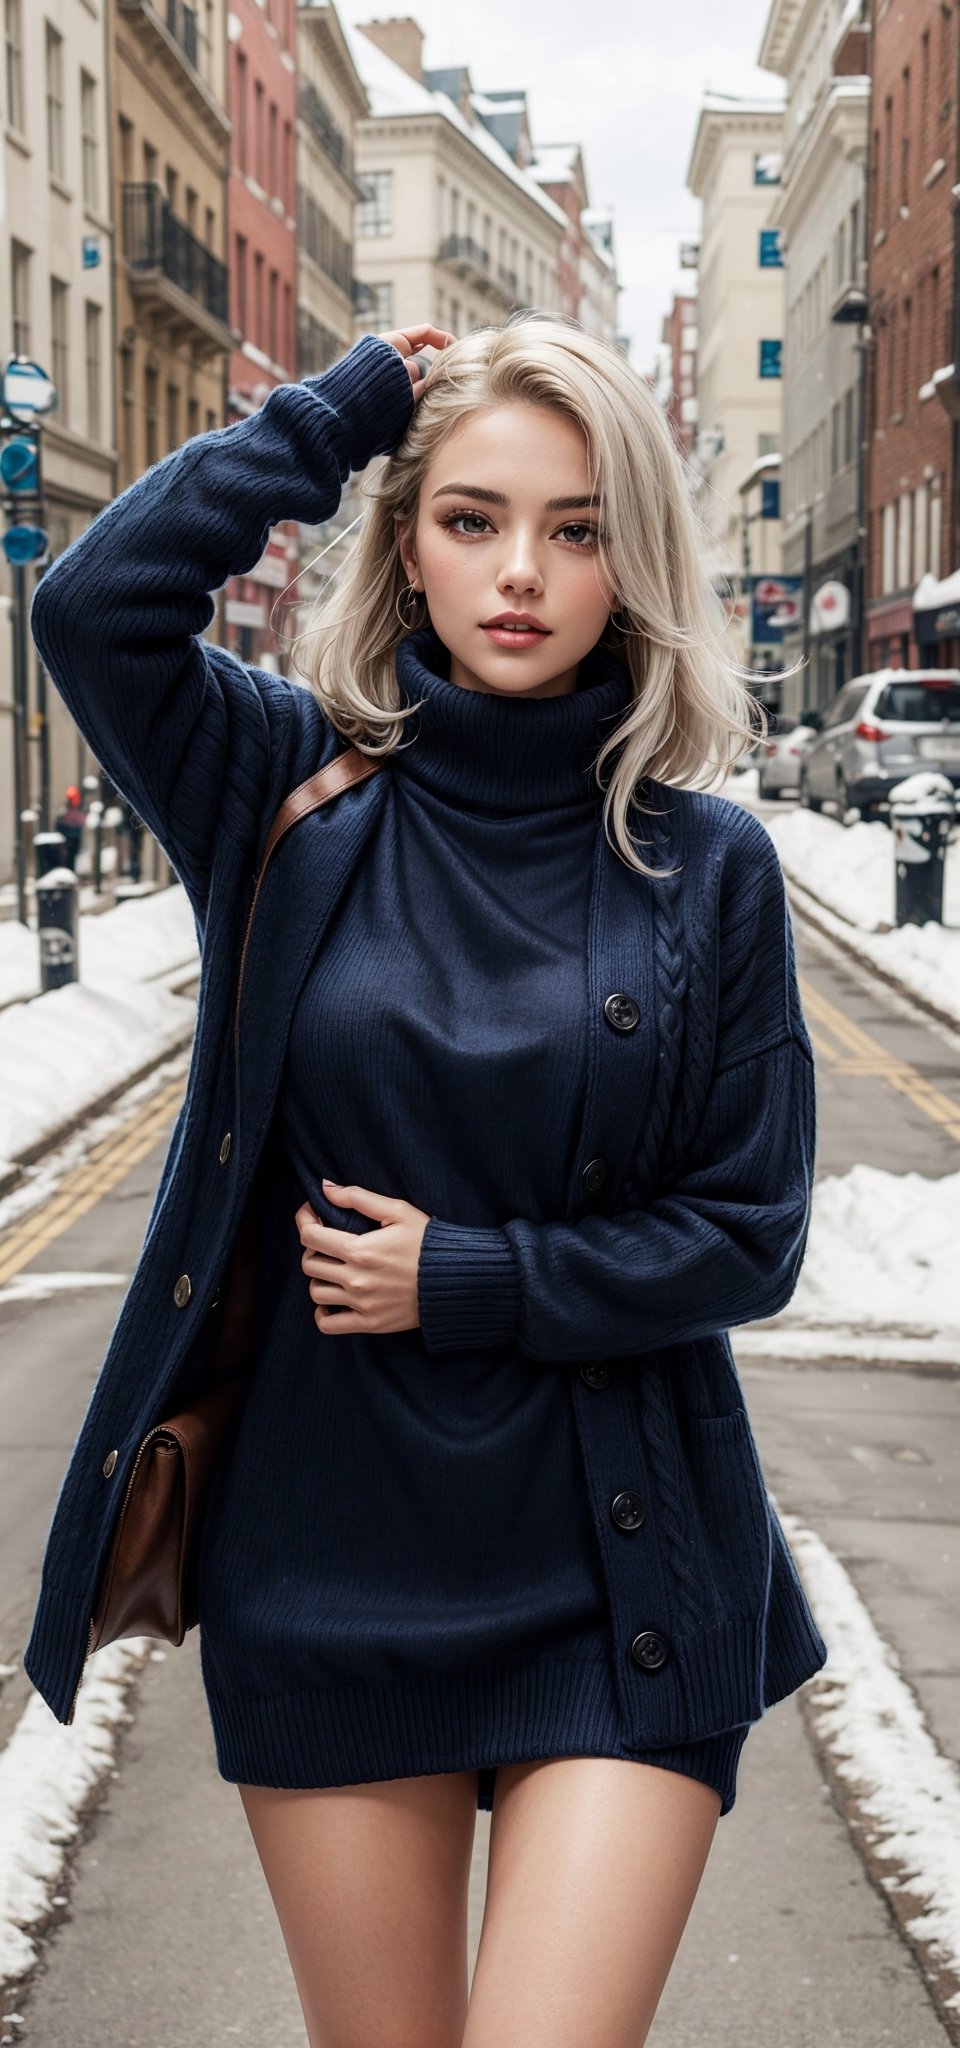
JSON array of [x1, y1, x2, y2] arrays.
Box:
[[0, 882, 198, 1011], [736, 1163, 960, 1364]]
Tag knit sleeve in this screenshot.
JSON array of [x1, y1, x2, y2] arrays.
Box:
[[416, 815, 817, 1361], [416, 1031, 815, 1360], [28, 333, 414, 920]]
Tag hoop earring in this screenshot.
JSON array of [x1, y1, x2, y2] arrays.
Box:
[[396, 582, 424, 628]]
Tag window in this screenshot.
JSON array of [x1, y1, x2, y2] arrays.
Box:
[[145, 363, 159, 467], [758, 229, 783, 269], [185, 186, 198, 235], [843, 385, 855, 467], [119, 340, 134, 484], [45, 23, 65, 181], [901, 297, 912, 417], [118, 114, 133, 185], [268, 100, 278, 198], [850, 199, 861, 275], [914, 483, 929, 580], [254, 249, 264, 347], [882, 95, 893, 229], [897, 490, 912, 588], [165, 164, 178, 209], [920, 30, 931, 170], [11, 240, 31, 355], [370, 280, 394, 327], [205, 206, 215, 249], [85, 301, 101, 440], [235, 232, 248, 333], [876, 677, 960, 722], [254, 80, 265, 185], [880, 502, 895, 593], [187, 396, 200, 439], [81, 71, 99, 210], [268, 267, 278, 362], [830, 399, 841, 477], [357, 171, 393, 236], [900, 66, 911, 210], [235, 49, 247, 172], [143, 140, 158, 186], [930, 482, 943, 581], [5, 0, 24, 132], [753, 150, 782, 185], [759, 338, 782, 378], [50, 277, 69, 423], [166, 381, 179, 452]]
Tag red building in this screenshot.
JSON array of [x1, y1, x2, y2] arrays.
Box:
[[660, 292, 698, 459], [865, 0, 960, 669], [226, 0, 299, 669]]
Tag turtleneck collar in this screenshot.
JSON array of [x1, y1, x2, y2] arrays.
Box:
[[391, 625, 635, 816]]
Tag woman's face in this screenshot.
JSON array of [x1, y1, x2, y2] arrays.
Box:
[[398, 402, 616, 699]]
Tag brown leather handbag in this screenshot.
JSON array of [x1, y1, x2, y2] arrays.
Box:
[[88, 745, 384, 1655]]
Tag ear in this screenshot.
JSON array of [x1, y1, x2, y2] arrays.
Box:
[[395, 517, 422, 591]]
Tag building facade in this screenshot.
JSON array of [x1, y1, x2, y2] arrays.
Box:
[[760, 0, 870, 713], [659, 291, 699, 458], [865, 0, 960, 671], [112, 0, 232, 494], [686, 97, 787, 674], [1, 0, 115, 876], [341, 15, 565, 338], [224, 0, 298, 669]]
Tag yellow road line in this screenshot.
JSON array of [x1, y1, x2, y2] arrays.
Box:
[[0, 1077, 185, 1287], [799, 973, 960, 1145]]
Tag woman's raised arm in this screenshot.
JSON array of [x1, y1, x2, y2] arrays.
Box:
[[29, 332, 416, 921]]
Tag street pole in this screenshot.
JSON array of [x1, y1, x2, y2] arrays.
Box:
[[802, 504, 814, 676], [1, 355, 56, 926], [9, 560, 29, 922]]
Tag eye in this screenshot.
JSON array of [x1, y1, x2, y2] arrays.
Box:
[[438, 508, 492, 537], [557, 523, 600, 548]]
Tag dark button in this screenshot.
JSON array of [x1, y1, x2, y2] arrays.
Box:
[[630, 1629, 670, 1672], [604, 993, 640, 1033], [580, 1361, 612, 1389], [581, 1156, 608, 1195], [173, 1272, 192, 1308], [218, 1131, 232, 1164], [611, 1490, 646, 1531]]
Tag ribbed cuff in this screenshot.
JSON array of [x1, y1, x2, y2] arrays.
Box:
[[302, 332, 415, 470], [416, 1217, 522, 1354]]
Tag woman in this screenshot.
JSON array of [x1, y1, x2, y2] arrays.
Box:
[[26, 318, 826, 2048]]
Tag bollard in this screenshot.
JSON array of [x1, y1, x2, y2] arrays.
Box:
[[33, 830, 69, 879], [88, 797, 104, 892], [36, 866, 80, 991], [888, 771, 956, 927]]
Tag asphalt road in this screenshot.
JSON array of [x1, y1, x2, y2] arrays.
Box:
[[1, 827, 958, 2045]]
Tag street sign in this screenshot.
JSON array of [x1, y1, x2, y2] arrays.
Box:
[[2, 357, 57, 423], [82, 234, 102, 269], [0, 432, 40, 495], [3, 524, 48, 564]]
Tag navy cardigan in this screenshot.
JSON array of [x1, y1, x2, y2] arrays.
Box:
[[23, 333, 828, 1734]]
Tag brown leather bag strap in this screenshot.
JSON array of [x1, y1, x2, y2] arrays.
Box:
[[233, 745, 383, 1058]]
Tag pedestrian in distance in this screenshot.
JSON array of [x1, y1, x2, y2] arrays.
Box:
[[24, 316, 826, 2048], [52, 783, 85, 870]]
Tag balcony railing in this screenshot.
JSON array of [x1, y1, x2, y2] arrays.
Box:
[[123, 183, 228, 326], [299, 79, 353, 181], [351, 278, 376, 314], [439, 233, 490, 276]]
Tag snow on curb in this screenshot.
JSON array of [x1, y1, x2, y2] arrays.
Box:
[[0, 976, 196, 1173], [735, 1163, 960, 1366], [782, 1506, 960, 2021], [0, 1639, 153, 1987], [0, 883, 199, 1012]]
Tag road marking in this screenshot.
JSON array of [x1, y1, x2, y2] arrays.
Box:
[[799, 974, 960, 1145], [0, 1078, 185, 1288]]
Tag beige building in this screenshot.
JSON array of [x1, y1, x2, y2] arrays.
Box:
[[111, 0, 232, 494], [686, 96, 787, 671], [1, 0, 115, 878], [760, 0, 869, 711], [339, 15, 565, 337]]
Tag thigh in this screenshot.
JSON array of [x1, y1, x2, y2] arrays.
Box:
[[237, 1768, 479, 2048], [463, 1757, 722, 2048]]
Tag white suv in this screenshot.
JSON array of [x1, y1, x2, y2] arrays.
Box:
[[798, 668, 960, 822]]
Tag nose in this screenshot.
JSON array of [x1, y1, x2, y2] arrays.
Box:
[[495, 536, 544, 598]]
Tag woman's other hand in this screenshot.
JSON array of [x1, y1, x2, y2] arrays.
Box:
[[380, 324, 458, 404], [295, 1183, 431, 1335]]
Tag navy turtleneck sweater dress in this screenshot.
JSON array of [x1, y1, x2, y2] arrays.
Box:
[[197, 624, 751, 1815]]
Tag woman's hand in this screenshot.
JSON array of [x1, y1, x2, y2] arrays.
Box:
[[381, 323, 458, 404], [295, 1183, 431, 1336]]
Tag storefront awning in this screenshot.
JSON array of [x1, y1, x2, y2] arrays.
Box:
[[913, 568, 960, 644]]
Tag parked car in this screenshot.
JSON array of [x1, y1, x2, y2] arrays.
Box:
[[797, 668, 960, 821], [757, 722, 818, 798]]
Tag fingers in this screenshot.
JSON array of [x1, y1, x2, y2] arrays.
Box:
[[392, 324, 457, 354]]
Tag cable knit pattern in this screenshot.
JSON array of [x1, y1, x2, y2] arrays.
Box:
[[20, 334, 828, 1774]]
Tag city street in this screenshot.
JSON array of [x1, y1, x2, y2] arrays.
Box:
[[1, 798, 958, 2044]]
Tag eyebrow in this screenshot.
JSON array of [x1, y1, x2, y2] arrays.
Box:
[[430, 483, 600, 511]]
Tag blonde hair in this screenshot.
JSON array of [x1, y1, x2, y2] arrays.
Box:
[[291, 312, 771, 879]]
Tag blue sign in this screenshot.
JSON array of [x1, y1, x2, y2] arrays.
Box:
[[754, 151, 782, 186], [3, 524, 48, 564], [750, 574, 803, 645], [1, 357, 56, 421], [759, 338, 783, 379], [761, 477, 781, 519], [759, 229, 783, 268], [0, 432, 40, 494], [82, 234, 101, 269]]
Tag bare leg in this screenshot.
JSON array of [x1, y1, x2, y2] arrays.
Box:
[[236, 1768, 479, 2048], [462, 1757, 722, 2048]]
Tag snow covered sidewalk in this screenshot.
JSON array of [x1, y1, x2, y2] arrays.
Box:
[[0, 886, 199, 1186], [725, 775, 960, 1031]]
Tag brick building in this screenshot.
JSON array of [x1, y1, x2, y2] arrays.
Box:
[[225, 0, 299, 669], [865, 0, 960, 669], [659, 291, 698, 458]]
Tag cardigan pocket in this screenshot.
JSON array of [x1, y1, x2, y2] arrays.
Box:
[[679, 1405, 772, 1624]]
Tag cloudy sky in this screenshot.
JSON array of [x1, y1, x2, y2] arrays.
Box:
[[338, 0, 782, 369]]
